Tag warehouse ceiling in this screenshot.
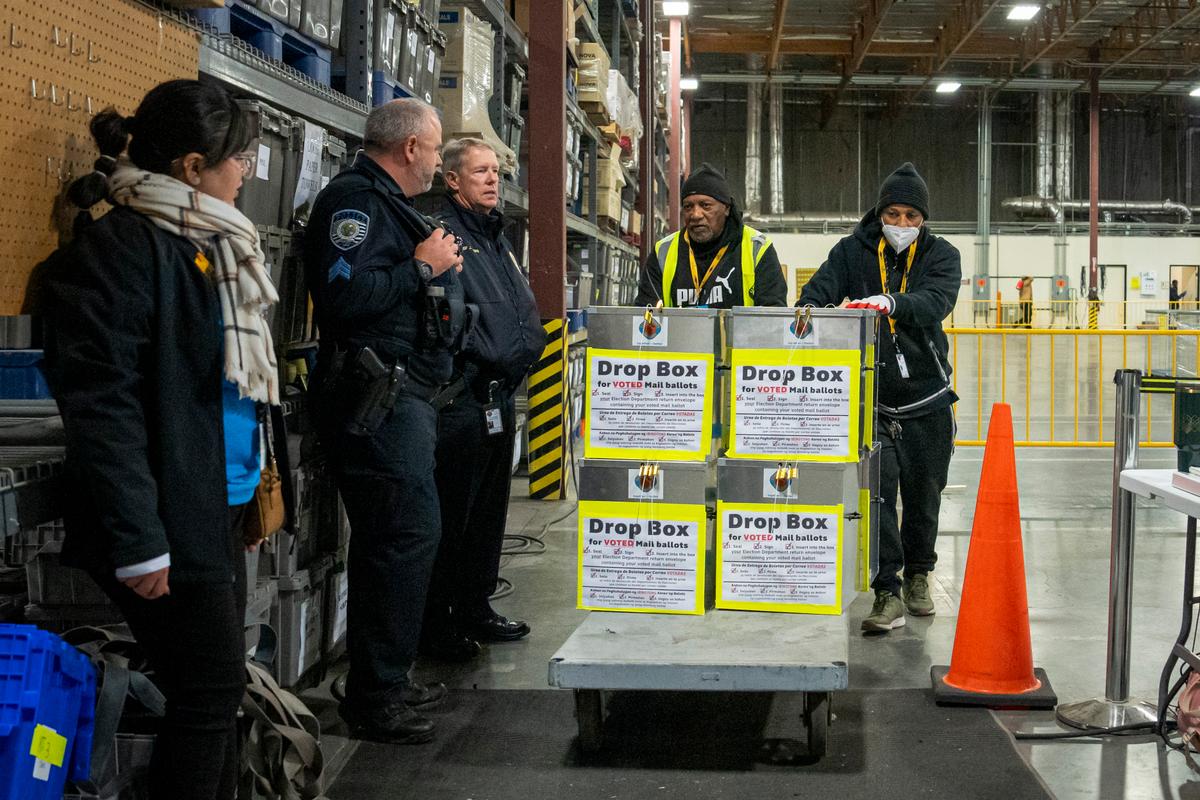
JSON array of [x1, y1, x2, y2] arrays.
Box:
[[674, 1, 1200, 88]]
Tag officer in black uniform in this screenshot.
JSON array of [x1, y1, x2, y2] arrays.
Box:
[[420, 138, 547, 661], [304, 98, 465, 744]]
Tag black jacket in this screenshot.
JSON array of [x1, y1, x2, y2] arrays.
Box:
[[41, 207, 235, 583], [434, 196, 546, 396], [798, 210, 961, 418], [634, 213, 787, 308], [305, 153, 463, 389]]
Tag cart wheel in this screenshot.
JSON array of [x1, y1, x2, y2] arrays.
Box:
[[574, 689, 604, 753], [803, 692, 831, 758]]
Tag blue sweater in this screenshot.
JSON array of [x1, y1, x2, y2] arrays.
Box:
[[223, 380, 261, 506]]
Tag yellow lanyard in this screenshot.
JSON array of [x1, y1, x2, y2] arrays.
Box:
[[877, 238, 916, 337], [685, 232, 730, 299]]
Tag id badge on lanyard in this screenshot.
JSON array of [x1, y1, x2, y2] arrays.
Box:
[[878, 238, 916, 380], [482, 380, 504, 436]]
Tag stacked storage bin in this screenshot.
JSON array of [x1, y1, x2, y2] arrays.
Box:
[[715, 309, 880, 614], [374, 0, 445, 105], [575, 308, 723, 615], [0, 625, 95, 800], [191, 1, 334, 86]]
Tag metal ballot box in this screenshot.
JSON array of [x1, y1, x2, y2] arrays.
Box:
[[577, 459, 714, 615], [715, 459, 871, 614], [725, 308, 876, 462], [584, 307, 724, 463]]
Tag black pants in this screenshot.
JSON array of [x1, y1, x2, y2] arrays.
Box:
[[425, 391, 517, 633], [334, 393, 441, 706], [92, 504, 248, 800], [873, 406, 955, 597]]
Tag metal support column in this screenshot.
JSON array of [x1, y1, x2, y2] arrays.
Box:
[[637, 0, 655, 262], [342, 0, 373, 105], [667, 18, 682, 229], [527, 0, 566, 318], [1088, 65, 1100, 306], [524, 0, 568, 500], [975, 90, 992, 294], [1056, 369, 1159, 730]]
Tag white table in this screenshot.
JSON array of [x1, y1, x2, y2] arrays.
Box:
[[1117, 468, 1200, 729]]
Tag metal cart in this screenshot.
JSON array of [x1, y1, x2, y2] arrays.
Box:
[[548, 609, 847, 756]]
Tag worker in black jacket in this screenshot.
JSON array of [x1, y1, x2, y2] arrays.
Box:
[[634, 163, 787, 308], [798, 162, 961, 635], [41, 80, 277, 800], [420, 138, 547, 661], [305, 98, 465, 745]]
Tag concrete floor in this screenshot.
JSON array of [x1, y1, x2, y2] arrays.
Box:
[[316, 333, 1200, 797], [313, 440, 1200, 799]]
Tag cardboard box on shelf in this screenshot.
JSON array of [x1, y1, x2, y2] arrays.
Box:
[[628, 209, 643, 236], [576, 42, 611, 106], [581, 185, 623, 221]]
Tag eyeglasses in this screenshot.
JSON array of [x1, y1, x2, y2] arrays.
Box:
[[232, 152, 257, 177]]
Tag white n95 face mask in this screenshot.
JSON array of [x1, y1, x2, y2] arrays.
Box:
[[882, 224, 920, 253]]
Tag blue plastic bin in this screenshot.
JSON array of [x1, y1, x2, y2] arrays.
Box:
[[0, 351, 51, 400], [0, 624, 96, 800]]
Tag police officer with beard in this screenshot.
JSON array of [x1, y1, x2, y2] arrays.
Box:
[[798, 162, 961, 635], [305, 98, 465, 744], [419, 138, 546, 660], [635, 163, 786, 308]]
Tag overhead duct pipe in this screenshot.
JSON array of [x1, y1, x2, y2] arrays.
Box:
[[1036, 91, 1054, 200], [1002, 196, 1193, 225], [744, 56, 763, 215], [1055, 93, 1073, 202], [768, 83, 784, 214], [743, 212, 862, 227]]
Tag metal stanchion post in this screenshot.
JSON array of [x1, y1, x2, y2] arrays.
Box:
[[1056, 369, 1159, 730]]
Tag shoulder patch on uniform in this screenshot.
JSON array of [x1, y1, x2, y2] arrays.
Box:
[[328, 256, 352, 283], [330, 209, 369, 251]]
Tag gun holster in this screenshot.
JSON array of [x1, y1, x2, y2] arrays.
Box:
[[343, 346, 408, 436]]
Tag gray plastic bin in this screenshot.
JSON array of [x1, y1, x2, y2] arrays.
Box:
[[272, 555, 331, 687]]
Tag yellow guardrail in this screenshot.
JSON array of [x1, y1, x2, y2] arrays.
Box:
[[946, 328, 1200, 447], [950, 299, 1199, 330]]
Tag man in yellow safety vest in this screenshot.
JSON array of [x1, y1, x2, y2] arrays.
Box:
[[634, 163, 787, 309]]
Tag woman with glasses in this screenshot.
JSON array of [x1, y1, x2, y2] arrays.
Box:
[[41, 79, 279, 800]]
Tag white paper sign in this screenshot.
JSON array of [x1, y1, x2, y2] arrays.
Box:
[[333, 573, 349, 644], [586, 350, 712, 459], [630, 315, 669, 348], [256, 143, 271, 180], [579, 511, 702, 612], [732, 360, 855, 458], [720, 507, 840, 607], [298, 599, 309, 672], [293, 120, 324, 212]]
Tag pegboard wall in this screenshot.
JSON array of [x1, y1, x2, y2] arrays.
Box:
[[0, 0, 199, 314]]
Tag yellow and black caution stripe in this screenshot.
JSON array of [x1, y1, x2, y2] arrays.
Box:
[[1088, 300, 1099, 330], [527, 318, 568, 500], [1142, 374, 1200, 394]]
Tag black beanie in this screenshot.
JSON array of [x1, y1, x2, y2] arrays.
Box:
[[875, 162, 930, 220], [681, 162, 733, 206]]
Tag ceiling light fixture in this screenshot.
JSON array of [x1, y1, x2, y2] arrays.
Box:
[[662, 1, 690, 16], [680, 77, 699, 91], [1007, 5, 1040, 21], [936, 81, 962, 94], [1191, 87, 1200, 97]]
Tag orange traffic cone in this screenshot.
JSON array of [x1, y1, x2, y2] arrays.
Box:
[[931, 403, 1056, 707]]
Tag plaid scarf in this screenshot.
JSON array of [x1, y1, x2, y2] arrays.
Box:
[[108, 162, 280, 405]]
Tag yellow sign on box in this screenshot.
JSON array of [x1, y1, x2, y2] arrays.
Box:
[[29, 723, 66, 767], [577, 500, 709, 615], [715, 501, 844, 614], [584, 348, 716, 462], [727, 348, 861, 462]]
